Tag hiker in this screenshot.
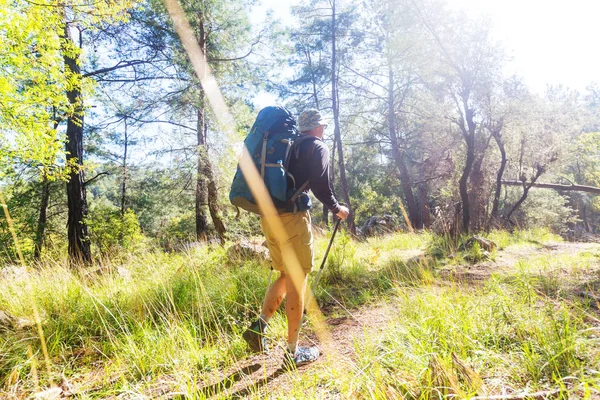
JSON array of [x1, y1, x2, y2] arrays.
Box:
[[243, 109, 349, 367]]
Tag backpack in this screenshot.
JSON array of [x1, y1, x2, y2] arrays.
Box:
[[229, 106, 315, 215]]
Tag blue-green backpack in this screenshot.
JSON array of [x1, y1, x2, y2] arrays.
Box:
[[229, 106, 315, 214]]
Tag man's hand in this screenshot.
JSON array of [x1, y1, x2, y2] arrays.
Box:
[[336, 205, 350, 221]]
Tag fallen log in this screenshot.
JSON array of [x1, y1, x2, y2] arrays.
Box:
[[502, 180, 600, 195]]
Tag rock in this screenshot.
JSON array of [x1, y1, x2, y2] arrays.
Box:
[[116, 266, 132, 281], [0, 310, 35, 332], [1, 265, 28, 281], [32, 387, 62, 400], [360, 215, 400, 237], [459, 235, 497, 252], [227, 239, 270, 261]]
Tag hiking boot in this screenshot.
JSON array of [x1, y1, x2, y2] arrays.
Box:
[[242, 319, 268, 353], [282, 346, 321, 369]]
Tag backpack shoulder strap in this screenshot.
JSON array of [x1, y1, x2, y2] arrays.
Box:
[[292, 135, 319, 160]]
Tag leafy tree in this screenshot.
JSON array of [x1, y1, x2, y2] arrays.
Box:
[[0, 0, 139, 262], [414, 5, 505, 233], [117, 0, 272, 242]]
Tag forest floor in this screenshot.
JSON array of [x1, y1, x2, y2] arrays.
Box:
[[2, 230, 600, 399]]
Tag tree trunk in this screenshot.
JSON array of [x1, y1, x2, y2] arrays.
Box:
[[468, 162, 484, 232], [322, 204, 329, 227], [306, 47, 328, 227], [468, 133, 492, 232], [491, 131, 507, 219], [459, 134, 474, 234], [581, 203, 591, 233], [504, 167, 545, 223], [120, 117, 128, 217], [62, 20, 91, 264], [33, 175, 51, 261], [504, 185, 531, 224], [330, 136, 337, 226], [196, 106, 209, 240], [459, 150, 474, 234], [194, 19, 210, 241], [502, 180, 600, 195], [193, 18, 226, 243], [459, 103, 476, 234], [206, 165, 226, 243], [417, 167, 431, 229], [203, 112, 227, 244], [333, 104, 354, 234], [331, 0, 355, 235], [306, 48, 321, 111], [387, 64, 421, 229]]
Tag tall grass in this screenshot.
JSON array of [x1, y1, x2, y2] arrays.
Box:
[[0, 245, 273, 393], [327, 277, 595, 399], [275, 244, 600, 399], [0, 229, 598, 398]]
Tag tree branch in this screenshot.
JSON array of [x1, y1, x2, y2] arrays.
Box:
[[342, 64, 388, 92], [83, 172, 110, 186], [126, 116, 197, 132], [83, 60, 154, 78], [208, 29, 264, 63]]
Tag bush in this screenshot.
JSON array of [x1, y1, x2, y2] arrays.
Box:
[[509, 189, 578, 235], [87, 205, 146, 257], [156, 212, 196, 250]]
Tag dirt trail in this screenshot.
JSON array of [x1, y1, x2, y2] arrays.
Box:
[[189, 303, 392, 399], [439, 241, 600, 284]]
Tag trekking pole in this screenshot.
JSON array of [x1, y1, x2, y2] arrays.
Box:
[[292, 218, 341, 344], [309, 218, 341, 302]]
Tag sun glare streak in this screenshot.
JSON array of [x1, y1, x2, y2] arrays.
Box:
[[162, 0, 352, 377], [0, 189, 52, 387]]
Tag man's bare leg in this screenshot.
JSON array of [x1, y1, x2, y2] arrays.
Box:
[[286, 270, 308, 353], [260, 272, 287, 320], [243, 272, 287, 353]]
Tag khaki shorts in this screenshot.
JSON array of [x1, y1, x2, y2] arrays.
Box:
[[260, 211, 314, 274]]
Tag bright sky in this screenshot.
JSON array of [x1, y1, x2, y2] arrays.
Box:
[[449, 0, 599, 93], [258, 0, 599, 95]]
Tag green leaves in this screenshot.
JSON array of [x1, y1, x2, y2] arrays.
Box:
[[575, 131, 600, 187], [0, 0, 136, 180], [0, 1, 67, 177]]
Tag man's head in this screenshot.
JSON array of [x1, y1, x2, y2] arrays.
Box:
[[298, 109, 328, 138]]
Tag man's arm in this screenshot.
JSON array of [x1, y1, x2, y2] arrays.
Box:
[[308, 142, 342, 214]]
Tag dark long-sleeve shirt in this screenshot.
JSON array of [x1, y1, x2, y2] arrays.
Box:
[[288, 136, 341, 214]]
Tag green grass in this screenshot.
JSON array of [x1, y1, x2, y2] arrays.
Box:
[[487, 227, 562, 250], [0, 229, 598, 398], [425, 227, 563, 266]]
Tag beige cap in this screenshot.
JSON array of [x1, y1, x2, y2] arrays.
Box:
[[298, 109, 328, 132]]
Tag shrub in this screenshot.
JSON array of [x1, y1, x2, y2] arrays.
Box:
[[156, 212, 196, 250], [86, 205, 146, 257]]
